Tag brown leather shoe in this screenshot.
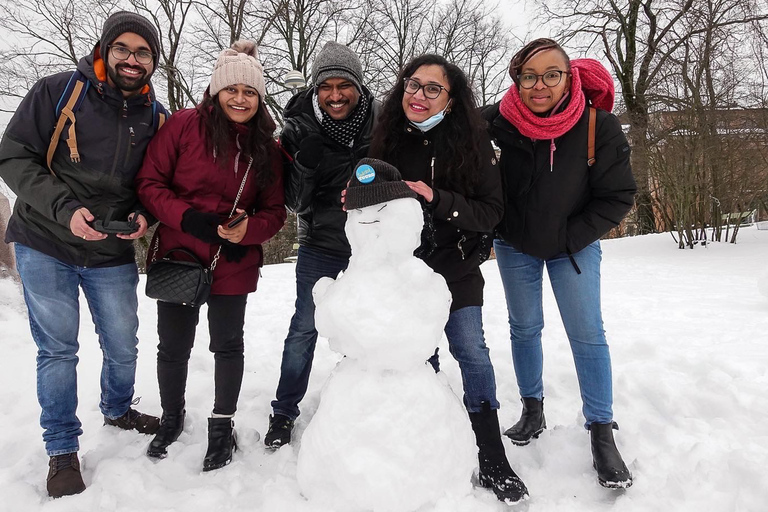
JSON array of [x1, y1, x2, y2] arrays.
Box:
[[47, 453, 86, 498], [104, 407, 160, 435]]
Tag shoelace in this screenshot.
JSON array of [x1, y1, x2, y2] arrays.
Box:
[[52, 454, 76, 471]]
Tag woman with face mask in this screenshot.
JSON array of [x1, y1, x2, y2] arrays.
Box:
[[135, 40, 286, 471], [369, 54, 527, 504], [482, 38, 637, 489]]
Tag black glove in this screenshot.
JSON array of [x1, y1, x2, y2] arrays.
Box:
[[296, 134, 325, 168], [180, 208, 225, 244], [221, 242, 249, 263]]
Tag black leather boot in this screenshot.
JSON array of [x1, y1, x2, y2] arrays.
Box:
[[147, 410, 186, 459], [469, 402, 529, 504], [504, 397, 546, 446], [590, 422, 632, 488], [203, 417, 237, 471]]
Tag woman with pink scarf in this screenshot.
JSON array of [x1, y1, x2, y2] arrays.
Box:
[[482, 38, 636, 489]]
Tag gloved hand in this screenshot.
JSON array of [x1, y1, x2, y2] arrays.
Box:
[[296, 134, 325, 168], [221, 242, 249, 263], [181, 208, 225, 244]]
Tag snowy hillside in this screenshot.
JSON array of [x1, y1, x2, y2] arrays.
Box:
[[1, 227, 767, 512]]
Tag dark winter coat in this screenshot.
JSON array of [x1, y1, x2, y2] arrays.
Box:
[[389, 123, 504, 311], [0, 48, 166, 267], [135, 108, 286, 295], [280, 87, 377, 258], [483, 102, 637, 260]]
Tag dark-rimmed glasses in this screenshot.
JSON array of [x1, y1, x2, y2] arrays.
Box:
[[403, 77, 449, 99], [108, 45, 155, 65], [517, 70, 568, 89]]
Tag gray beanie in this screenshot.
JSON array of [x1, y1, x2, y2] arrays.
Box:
[[345, 158, 417, 210], [100, 11, 160, 68], [311, 41, 363, 92]]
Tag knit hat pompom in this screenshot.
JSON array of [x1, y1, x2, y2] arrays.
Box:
[[209, 40, 266, 99], [345, 158, 417, 210]]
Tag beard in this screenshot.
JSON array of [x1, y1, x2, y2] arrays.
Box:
[[107, 62, 151, 93]]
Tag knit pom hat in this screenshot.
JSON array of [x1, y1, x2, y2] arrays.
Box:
[[100, 11, 160, 68], [345, 158, 417, 210], [209, 40, 266, 99], [311, 41, 363, 92]]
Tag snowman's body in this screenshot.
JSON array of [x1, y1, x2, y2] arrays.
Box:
[[296, 197, 476, 512]]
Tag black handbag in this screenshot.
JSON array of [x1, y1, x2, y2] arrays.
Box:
[[145, 248, 213, 306], [145, 154, 254, 307]]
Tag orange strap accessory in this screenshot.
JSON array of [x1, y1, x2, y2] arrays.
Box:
[[47, 80, 85, 176], [587, 107, 596, 167]]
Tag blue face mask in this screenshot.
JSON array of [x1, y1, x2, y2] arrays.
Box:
[[411, 103, 451, 132]]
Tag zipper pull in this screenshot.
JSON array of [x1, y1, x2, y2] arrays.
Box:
[[129, 126, 136, 146], [123, 100, 128, 118], [550, 139, 556, 172], [430, 156, 436, 184]]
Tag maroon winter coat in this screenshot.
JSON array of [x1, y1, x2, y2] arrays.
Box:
[[136, 108, 286, 295]]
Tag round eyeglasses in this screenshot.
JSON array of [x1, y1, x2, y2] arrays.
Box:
[[517, 70, 568, 89], [403, 77, 448, 99], [108, 45, 155, 65]]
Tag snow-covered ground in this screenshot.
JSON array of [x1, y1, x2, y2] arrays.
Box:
[[1, 227, 767, 512]]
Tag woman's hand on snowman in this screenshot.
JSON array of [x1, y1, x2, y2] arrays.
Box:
[[405, 180, 434, 203], [341, 178, 352, 211], [218, 208, 248, 244]]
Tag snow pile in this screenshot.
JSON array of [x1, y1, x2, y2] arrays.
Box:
[[297, 197, 475, 511], [1, 227, 767, 512]]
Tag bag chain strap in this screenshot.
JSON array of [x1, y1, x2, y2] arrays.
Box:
[[150, 147, 254, 273]]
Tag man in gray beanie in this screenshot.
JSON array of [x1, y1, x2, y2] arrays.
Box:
[[265, 41, 377, 449], [0, 10, 166, 498]]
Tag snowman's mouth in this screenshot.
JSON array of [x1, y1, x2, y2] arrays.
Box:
[[358, 220, 380, 224]]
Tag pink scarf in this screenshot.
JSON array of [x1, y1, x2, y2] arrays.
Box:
[[499, 58, 615, 140]]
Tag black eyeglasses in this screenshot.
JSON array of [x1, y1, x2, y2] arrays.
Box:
[[403, 77, 449, 99], [517, 70, 568, 89], [108, 45, 155, 65]]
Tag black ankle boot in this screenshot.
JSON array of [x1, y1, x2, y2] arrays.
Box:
[[203, 417, 237, 472], [589, 422, 632, 488], [504, 397, 546, 446], [469, 403, 529, 504], [147, 410, 186, 459]]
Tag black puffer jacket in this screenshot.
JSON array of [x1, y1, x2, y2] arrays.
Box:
[[483, 102, 636, 260], [390, 123, 503, 311], [0, 47, 165, 267], [280, 87, 377, 258]]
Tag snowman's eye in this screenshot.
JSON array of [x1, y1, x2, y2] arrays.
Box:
[[377, 204, 388, 212]]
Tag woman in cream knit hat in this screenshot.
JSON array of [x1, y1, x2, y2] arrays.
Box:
[[136, 40, 286, 471]]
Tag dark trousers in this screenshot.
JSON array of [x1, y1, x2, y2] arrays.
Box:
[[157, 294, 248, 416]]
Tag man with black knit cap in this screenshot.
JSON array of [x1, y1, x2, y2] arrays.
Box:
[[265, 41, 377, 449], [0, 10, 166, 498]]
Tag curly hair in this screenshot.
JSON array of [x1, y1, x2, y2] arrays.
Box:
[[508, 38, 571, 84], [369, 54, 485, 194]]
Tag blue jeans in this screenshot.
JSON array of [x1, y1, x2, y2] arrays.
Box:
[[444, 306, 499, 413], [493, 239, 613, 425], [271, 246, 349, 420], [15, 244, 140, 456]]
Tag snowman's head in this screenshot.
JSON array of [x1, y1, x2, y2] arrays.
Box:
[[345, 159, 422, 258], [346, 198, 423, 257]]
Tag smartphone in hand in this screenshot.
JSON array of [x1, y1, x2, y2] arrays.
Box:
[[226, 211, 248, 228]]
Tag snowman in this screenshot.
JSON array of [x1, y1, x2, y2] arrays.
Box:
[[296, 159, 476, 512]]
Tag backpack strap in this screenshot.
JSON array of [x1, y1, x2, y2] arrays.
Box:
[[587, 107, 597, 167], [47, 72, 90, 176], [152, 100, 167, 131]]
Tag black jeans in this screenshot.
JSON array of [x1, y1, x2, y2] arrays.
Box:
[[157, 294, 247, 416]]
